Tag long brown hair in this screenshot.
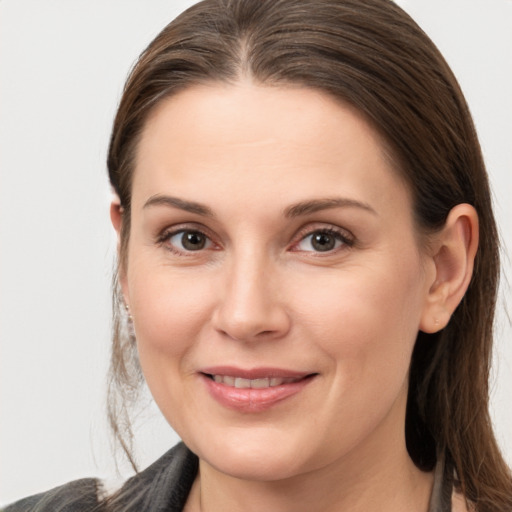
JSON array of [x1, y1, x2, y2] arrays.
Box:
[[106, 0, 512, 509]]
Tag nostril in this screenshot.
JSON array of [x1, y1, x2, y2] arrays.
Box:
[[212, 295, 292, 342]]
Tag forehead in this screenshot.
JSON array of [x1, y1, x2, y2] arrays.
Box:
[[137, 82, 388, 162], [132, 82, 411, 216]]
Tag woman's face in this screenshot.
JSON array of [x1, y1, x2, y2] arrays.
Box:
[[121, 83, 436, 481]]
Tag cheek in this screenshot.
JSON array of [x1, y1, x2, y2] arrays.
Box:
[[126, 264, 217, 427], [128, 263, 215, 362], [294, 257, 425, 377]]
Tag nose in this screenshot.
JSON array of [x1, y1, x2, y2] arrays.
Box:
[[212, 252, 291, 342]]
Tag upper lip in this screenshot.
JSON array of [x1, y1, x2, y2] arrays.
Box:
[[199, 366, 314, 379]]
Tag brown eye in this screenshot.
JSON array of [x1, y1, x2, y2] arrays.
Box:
[[311, 232, 336, 251], [167, 230, 212, 252], [182, 231, 206, 250], [295, 229, 352, 253]]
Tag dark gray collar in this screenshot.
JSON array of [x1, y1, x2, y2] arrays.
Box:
[[428, 453, 453, 512]]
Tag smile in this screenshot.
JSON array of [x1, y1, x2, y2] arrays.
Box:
[[209, 375, 303, 388], [200, 368, 317, 412]]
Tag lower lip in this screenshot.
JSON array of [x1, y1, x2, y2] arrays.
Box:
[[201, 374, 315, 413]]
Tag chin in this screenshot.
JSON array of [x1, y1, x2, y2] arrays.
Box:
[[208, 448, 306, 482], [184, 426, 312, 481]]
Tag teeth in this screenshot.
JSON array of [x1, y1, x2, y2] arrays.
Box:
[[223, 375, 235, 386], [251, 378, 270, 389], [211, 375, 300, 388], [234, 377, 251, 389]]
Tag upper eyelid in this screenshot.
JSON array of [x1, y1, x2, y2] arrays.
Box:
[[293, 223, 354, 242], [157, 222, 214, 239]]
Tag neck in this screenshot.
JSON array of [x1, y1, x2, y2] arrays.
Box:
[[185, 406, 434, 512]]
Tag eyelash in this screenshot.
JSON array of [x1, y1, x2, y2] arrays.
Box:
[[156, 225, 217, 256], [156, 224, 355, 256], [291, 226, 355, 254]]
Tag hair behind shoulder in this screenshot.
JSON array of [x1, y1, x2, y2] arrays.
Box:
[[106, 1, 512, 509]]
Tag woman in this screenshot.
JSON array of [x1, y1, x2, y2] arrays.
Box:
[[4, 0, 511, 511]]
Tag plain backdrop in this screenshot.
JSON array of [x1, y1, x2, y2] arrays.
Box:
[[1, 0, 511, 505]]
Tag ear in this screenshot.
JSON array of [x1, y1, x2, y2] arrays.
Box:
[[420, 204, 479, 333], [110, 196, 123, 237], [110, 197, 130, 302]]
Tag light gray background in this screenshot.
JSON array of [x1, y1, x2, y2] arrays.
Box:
[[1, 0, 511, 505]]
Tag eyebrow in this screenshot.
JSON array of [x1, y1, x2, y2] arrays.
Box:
[[284, 197, 377, 218], [143, 195, 214, 217], [142, 194, 377, 218]]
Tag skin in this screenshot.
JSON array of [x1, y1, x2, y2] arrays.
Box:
[[112, 82, 477, 512]]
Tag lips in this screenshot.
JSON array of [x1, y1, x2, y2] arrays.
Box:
[[211, 375, 303, 388], [199, 367, 316, 412]]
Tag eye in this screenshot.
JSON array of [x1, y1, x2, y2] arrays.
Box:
[[165, 229, 213, 252], [295, 229, 352, 253]]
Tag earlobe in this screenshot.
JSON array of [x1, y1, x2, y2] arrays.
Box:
[[110, 198, 130, 301], [420, 204, 479, 333]]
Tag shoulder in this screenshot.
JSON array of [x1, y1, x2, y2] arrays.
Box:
[[2, 478, 101, 512], [104, 442, 198, 510], [3, 443, 197, 512]]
